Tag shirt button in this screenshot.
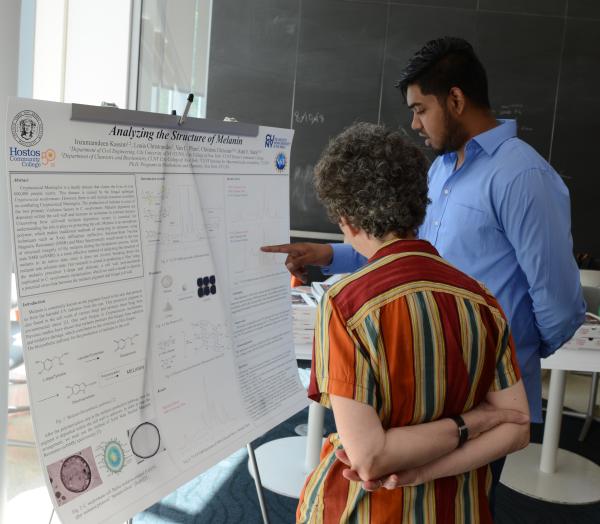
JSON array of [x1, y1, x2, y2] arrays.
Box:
[[444, 188, 449, 195], [434, 220, 439, 227]]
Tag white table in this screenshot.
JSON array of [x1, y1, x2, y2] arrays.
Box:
[[248, 400, 325, 498], [501, 339, 600, 503]]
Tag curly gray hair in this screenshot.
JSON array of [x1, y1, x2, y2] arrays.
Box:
[[314, 122, 430, 238]]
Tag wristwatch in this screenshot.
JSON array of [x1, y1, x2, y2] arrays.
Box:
[[450, 415, 469, 448]]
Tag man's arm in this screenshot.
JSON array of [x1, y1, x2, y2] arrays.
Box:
[[260, 242, 366, 281], [323, 244, 367, 275], [329, 382, 529, 482], [499, 168, 585, 356]]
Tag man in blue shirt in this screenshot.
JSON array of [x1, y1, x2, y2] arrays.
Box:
[[263, 36, 584, 501]]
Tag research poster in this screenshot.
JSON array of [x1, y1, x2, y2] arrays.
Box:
[[6, 98, 307, 524]]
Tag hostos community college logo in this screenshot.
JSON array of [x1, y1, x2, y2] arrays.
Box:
[[11, 110, 43, 147]]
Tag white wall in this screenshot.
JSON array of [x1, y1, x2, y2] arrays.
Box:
[[0, 1, 23, 519]]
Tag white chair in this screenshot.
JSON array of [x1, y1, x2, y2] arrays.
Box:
[[580, 269, 600, 288], [577, 286, 600, 441]]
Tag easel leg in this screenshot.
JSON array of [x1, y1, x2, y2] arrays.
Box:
[[247, 442, 270, 524]]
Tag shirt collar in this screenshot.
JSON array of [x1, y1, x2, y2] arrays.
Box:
[[441, 119, 517, 165], [471, 119, 517, 156], [368, 238, 439, 263]]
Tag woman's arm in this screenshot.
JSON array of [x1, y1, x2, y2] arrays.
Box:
[[410, 379, 530, 484], [330, 379, 529, 482]]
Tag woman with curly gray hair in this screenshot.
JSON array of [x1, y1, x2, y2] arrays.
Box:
[[313, 122, 429, 240], [296, 123, 529, 523]]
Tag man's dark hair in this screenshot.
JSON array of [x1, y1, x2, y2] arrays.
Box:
[[314, 122, 430, 239], [396, 36, 490, 109]]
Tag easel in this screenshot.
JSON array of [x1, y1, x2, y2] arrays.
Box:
[[4, 98, 279, 524], [0, 111, 12, 524]]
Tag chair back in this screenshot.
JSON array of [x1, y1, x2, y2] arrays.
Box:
[[580, 269, 600, 287], [582, 286, 600, 315]]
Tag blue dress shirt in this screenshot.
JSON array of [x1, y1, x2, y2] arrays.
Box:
[[325, 120, 585, 421]]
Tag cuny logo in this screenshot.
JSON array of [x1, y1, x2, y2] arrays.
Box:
[[11, 110, 43, 147], [264, 133, 291, 149]]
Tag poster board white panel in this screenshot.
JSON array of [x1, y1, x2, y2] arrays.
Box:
[[5, 98, 307, 524]]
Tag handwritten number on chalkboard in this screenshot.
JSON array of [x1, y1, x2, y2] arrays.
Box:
[[294, 111, 325, 125]]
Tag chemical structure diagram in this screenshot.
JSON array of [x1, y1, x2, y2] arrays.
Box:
[[157, 335, 176, 370], [144, 229, 160, 242], [114, 333, 139, 352], [140, 185, 207, 248], [65, 381, 96, 399], [184, 321, 229, 357], [141, 188, 168, 208], [143, 206, 169, 223], [36, 352, 68, 374]]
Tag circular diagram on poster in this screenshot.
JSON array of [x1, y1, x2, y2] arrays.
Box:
[[60, 455, 92, 493], [104, 441, 125, 473], [130, 422, 161, 459]]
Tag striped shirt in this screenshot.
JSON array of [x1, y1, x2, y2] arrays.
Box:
[[297, 239, 521, 524]]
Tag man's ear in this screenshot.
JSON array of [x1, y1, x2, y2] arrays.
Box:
[[447, 87, 466, 116]]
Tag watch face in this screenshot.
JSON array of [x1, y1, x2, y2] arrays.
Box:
[[60, 455, 92, 493]]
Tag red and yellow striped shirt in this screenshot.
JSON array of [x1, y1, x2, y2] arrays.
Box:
[[297, 239, 521, 523]]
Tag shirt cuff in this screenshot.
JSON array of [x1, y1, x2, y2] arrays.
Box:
[[322, 243, 367, 275], [540, 307, 586, 358]]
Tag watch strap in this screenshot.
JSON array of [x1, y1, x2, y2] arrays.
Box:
[[450, 414, 469, 448]]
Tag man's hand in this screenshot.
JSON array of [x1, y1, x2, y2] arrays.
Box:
[[260, 242, 333, 282], [334, 402, 529, 491]]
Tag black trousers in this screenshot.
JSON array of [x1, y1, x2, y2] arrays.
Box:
[[489, 456, 507, 520]]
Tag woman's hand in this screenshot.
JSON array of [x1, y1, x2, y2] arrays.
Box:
[[335, 449, 424, 491]]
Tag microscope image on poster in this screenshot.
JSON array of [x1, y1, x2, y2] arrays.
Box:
[[46, 447, 103, 506]]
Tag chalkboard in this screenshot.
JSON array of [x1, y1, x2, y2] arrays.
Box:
[[207, 0, 600, 256]]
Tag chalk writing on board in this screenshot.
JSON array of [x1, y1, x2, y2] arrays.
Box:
[[291, 164, 317, 213], [294, 111, 325, 125], [493, 103, 534, 134], [496, 103, 524, 118]]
